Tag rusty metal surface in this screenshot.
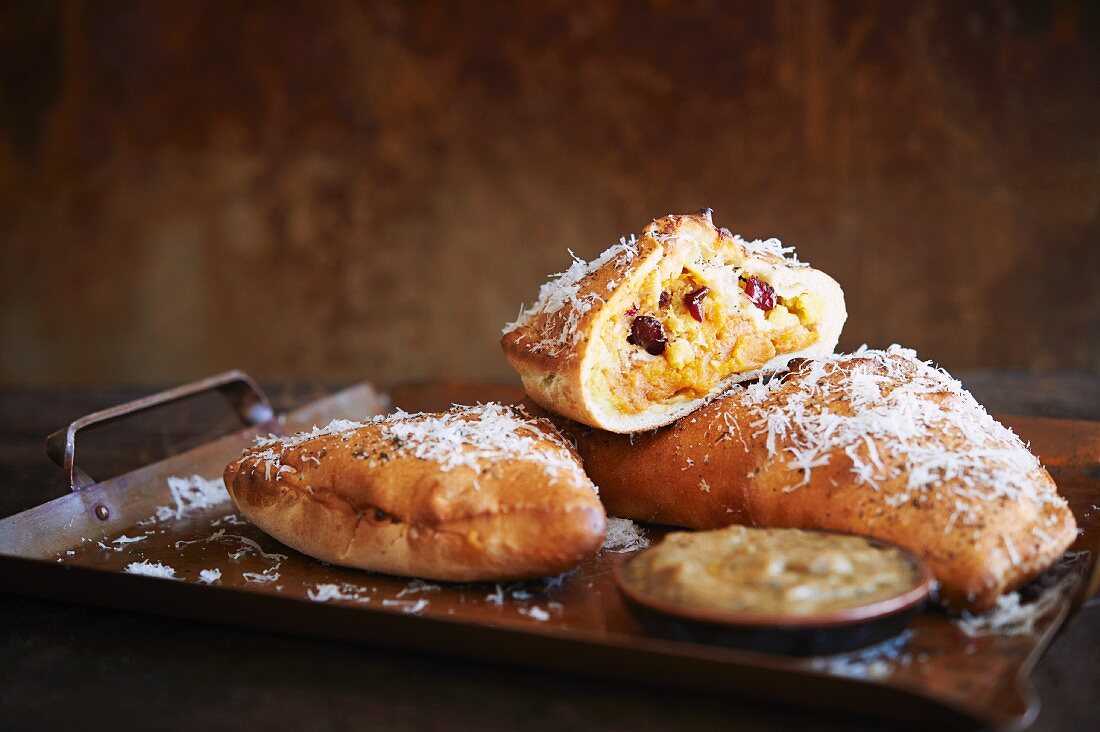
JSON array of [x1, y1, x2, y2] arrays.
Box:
[[1, 1, 1098, 389], [0, 379, 1097, 729]]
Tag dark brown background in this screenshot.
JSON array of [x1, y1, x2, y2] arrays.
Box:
[[1, 0, 1097, 387]]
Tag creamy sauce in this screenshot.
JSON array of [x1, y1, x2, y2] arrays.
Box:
[[622, 526, 918, 616]]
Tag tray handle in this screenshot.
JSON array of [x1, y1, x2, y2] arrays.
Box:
[[44, 370, 274, 492]]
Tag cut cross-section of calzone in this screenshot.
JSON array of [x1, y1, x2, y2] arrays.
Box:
[[501, 210, 846, 433]]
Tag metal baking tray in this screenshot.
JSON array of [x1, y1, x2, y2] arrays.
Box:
[[1, 372, 1097, 730]]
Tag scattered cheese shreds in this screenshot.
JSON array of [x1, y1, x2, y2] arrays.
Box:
[[124, 560, 179, 580], [602, 517, 651, 553], [307, 583, 371, 603], [111, 535, 148, 546], [486, 585, 505, 605], [396, 579, 442, 597], [503, 236, 639, 355], [731, 234, 805, 267], [245, 403, 591, 488], [954, 572, 1078, 637], [718, 345, 1064, 527], [150, 475, 230, 522], [197, 569, 222, 585], [382, 598, 429, 614], [378, 404, 587, 481], [243, 568, 280, 584], [520, 606, 551, 622]]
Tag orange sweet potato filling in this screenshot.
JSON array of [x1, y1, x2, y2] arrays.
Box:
[[606, 272, 818, 414]]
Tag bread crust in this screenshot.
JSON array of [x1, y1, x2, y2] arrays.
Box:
[[546, 348, 1077, 612], [224, 406, 606, 581], [501, 212, 846, 433]]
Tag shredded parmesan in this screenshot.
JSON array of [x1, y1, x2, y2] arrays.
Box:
[[111, 534, 148, 546], [378, 404, 588, 481], [124, 560, 179, 580], [307, 583, 371, 603], [219, 533, 287, 563], [244, 404, 591, 487], [243, 567, 280, 584], [149, 475, 230, 522], [382, 598, 429, 614], [503, 236, 639, 355], [396, 579, 442, 597], [602, 517, 651, 553], [954, 571, 1078, 637], [730, 234, 805, 267], [717, 345, 1066, 527], [519, 605, 551, 621], [197, 569, 221, 585]]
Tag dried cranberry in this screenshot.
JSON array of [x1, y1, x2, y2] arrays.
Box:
[[627, 315, 667, 355], [625, 305, 638, 317], [658, 291, 671, 308], [683, 286, 709, 322], [743, 276, 776, 312]]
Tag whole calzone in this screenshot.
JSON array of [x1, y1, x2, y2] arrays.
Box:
[[224, 404, 606, 582], [551, 346, 1077, 612]]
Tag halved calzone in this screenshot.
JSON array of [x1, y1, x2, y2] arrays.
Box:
[[501, 211, 846, 432]]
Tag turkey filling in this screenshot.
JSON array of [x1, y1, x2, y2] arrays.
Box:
[[599, 256, 822, 415]]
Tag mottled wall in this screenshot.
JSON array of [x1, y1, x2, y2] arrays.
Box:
[[1, 0, 1097, 386]]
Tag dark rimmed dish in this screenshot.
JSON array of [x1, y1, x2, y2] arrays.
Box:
[[614, 529, 933, 656]]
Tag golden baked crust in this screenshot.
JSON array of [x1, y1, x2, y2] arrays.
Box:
[[224, 404, 606, 581], [547, 347, 1077, 612], [501, 211, 846, 433]]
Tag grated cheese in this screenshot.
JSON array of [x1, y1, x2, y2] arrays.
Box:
[[146, 475, 231, 523], [396, 579, 442, 597], [197, 568, 221, 585], [242, 567, 280, 584], [124, 560, 179, 580], [730, 234, 806, 267], [377, 404, 586, 480], [245, 404, 591, 487], [485, 584, 505, 605], [382, 598, 429, 614], [954, 571, 1078, 637], [218, 533, 287, 563], [111, 535, 148, 546], [307, 583, 371, 603], [519, 605, 551, 621], [718, 345, 1066, 526], [602, 517, 651, 553], [503, 236, 639, 355]]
